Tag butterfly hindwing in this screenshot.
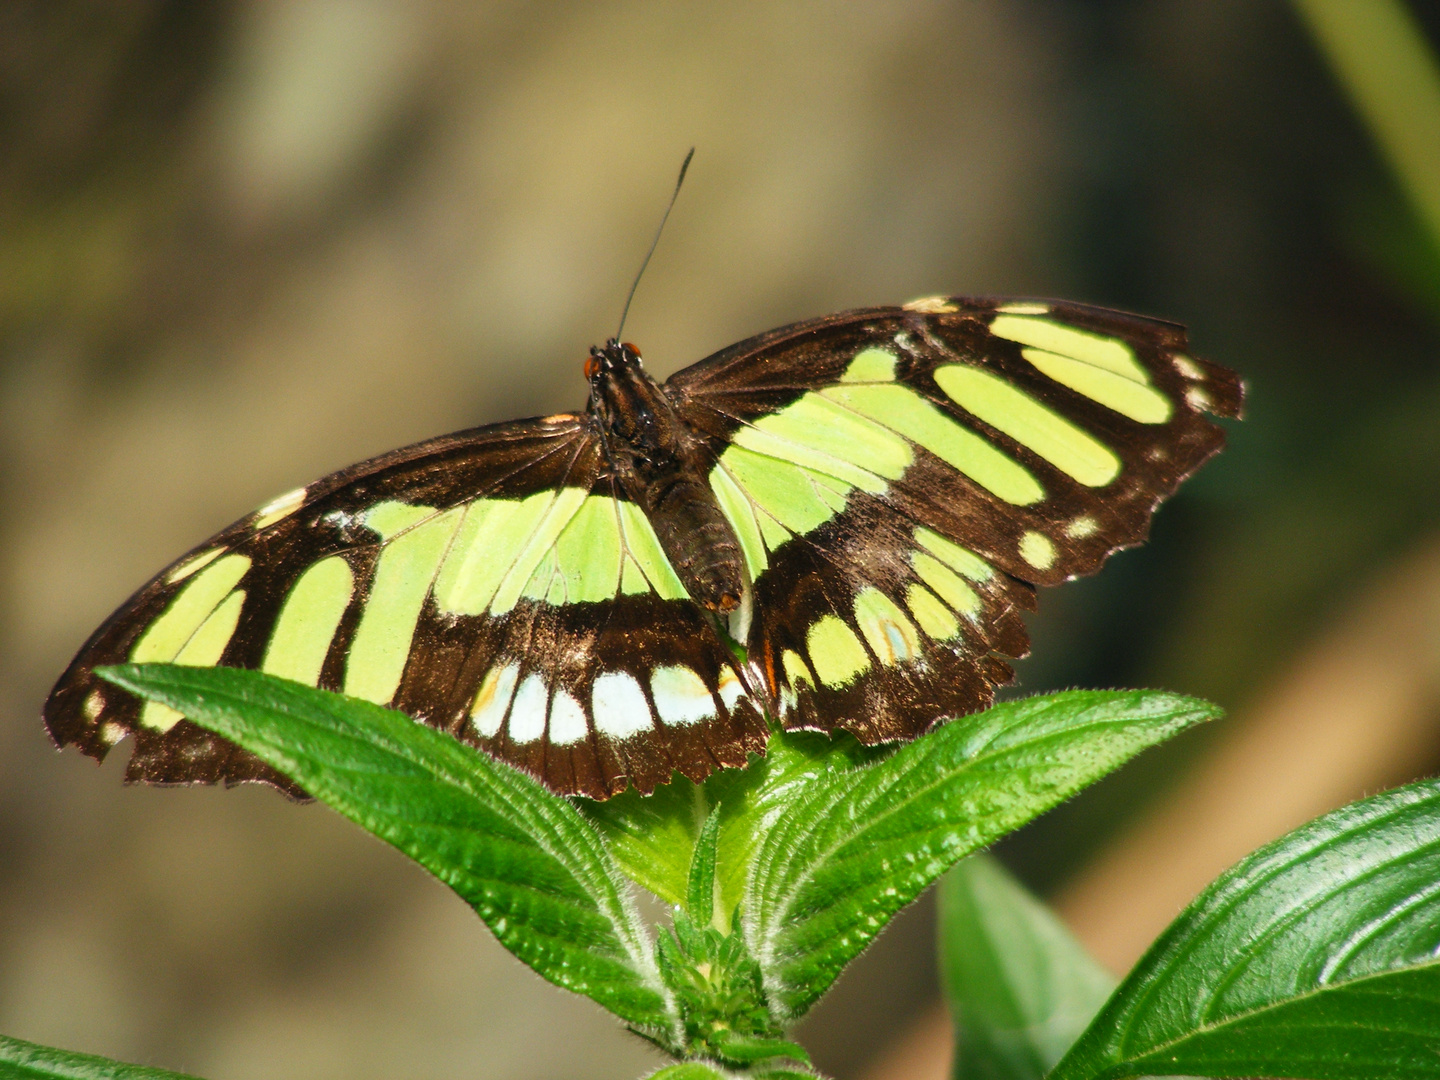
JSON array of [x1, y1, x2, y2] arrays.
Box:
[[669, 296, 1241, 740], [742, 489, 1035, 742], [45, 415, 765, 799]]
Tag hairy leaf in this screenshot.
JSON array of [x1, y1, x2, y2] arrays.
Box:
[[98, 664, 675, 1039], [644, 1064, 823, 1080], [687, 805, 723, 931], [581, 729, 879, 911], [938, 854, 1114, 1080], [1049, 778, 1440, 1080], [744, 690, 1219, 1020], [0, 1034, 202, 1079], [709, 1031, 810, 1066], [646, 1065, 729, 1080]]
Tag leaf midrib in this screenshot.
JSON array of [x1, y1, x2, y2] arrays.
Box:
[[310, 740, 663, 976], [1090, 955, 1440, 1079], [258, 745, 637, 923], [190, 684, 620, 868], [758, 712, 1167, 944], [1114, 795, 1440, 1046]]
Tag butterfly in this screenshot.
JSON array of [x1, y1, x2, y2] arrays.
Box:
[[44, 296, 1242, 800]]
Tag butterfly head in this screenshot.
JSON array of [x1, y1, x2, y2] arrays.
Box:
[[585, 339, 653, 426], [585, 337, 679, 450], [584, 338, 642, 381]]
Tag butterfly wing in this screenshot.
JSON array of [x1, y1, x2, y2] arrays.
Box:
[[45, 414, 766, 799], [666, 295, 1242, 740]]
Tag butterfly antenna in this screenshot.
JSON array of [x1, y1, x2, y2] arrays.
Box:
[[616, 147, 694, 341]]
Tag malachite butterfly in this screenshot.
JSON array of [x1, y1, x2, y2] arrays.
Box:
[[45, 297, 1242, 799]]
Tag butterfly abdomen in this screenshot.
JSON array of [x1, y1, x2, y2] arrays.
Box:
[[644, 471, 745, 613]]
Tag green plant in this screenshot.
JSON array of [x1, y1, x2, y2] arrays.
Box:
[[4, 661, 1436, 1079]]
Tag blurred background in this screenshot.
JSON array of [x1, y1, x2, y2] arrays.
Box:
[[2, 2, 1439, 1078]]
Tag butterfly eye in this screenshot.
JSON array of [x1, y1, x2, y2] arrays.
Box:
[[584, 355, 600, 378], [622, 342, 641, 359]]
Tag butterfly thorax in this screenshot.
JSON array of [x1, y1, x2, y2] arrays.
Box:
[[587, 339, 745, 614]]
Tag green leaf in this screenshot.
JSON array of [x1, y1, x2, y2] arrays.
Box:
[[98, 664, 676, 1040], [580, 728, 878, 912], [0, 1033, 203, 1079], [644, 1062, 822, 1080], [708, 1031, 811, 1065], [703, 729, 884, 919], [646, 1065, 730, 1080], [1049, 777, 1440, 1080], [744, 690, 1219, 1021], [687, 805, 723, 931], [579, 774, 703, 907], [938, 854, 1114, 1080]]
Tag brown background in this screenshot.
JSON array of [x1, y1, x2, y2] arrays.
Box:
[[3, 3, 1439, 1079]]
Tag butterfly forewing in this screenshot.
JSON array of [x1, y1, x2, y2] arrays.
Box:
[[46, 296, 1240, 798], [668, 296, 1241, 742]]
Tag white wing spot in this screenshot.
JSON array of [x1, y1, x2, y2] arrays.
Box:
[[592, 672, 653, 739], [548, 689, 589, 745], [253, 487, 307, 530], [83, 690, 105, 721], [995, 302, 1049, 315], [882, 621, 914, 661], [902, 295, 958, 314], [727, 585, 754, 645], [1186, 386, 1213, 411], [166, 547, 224, 584], [716, 667, 745, 711], [470, 664, 519, 738], [507, 673, 548, 743], [1019, 530, 1056, 570], [99, 721, 127, 745], [1173, 354, 1204, 380], [650, 665, 716, 727], [1066, 515, 1099, 539]]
